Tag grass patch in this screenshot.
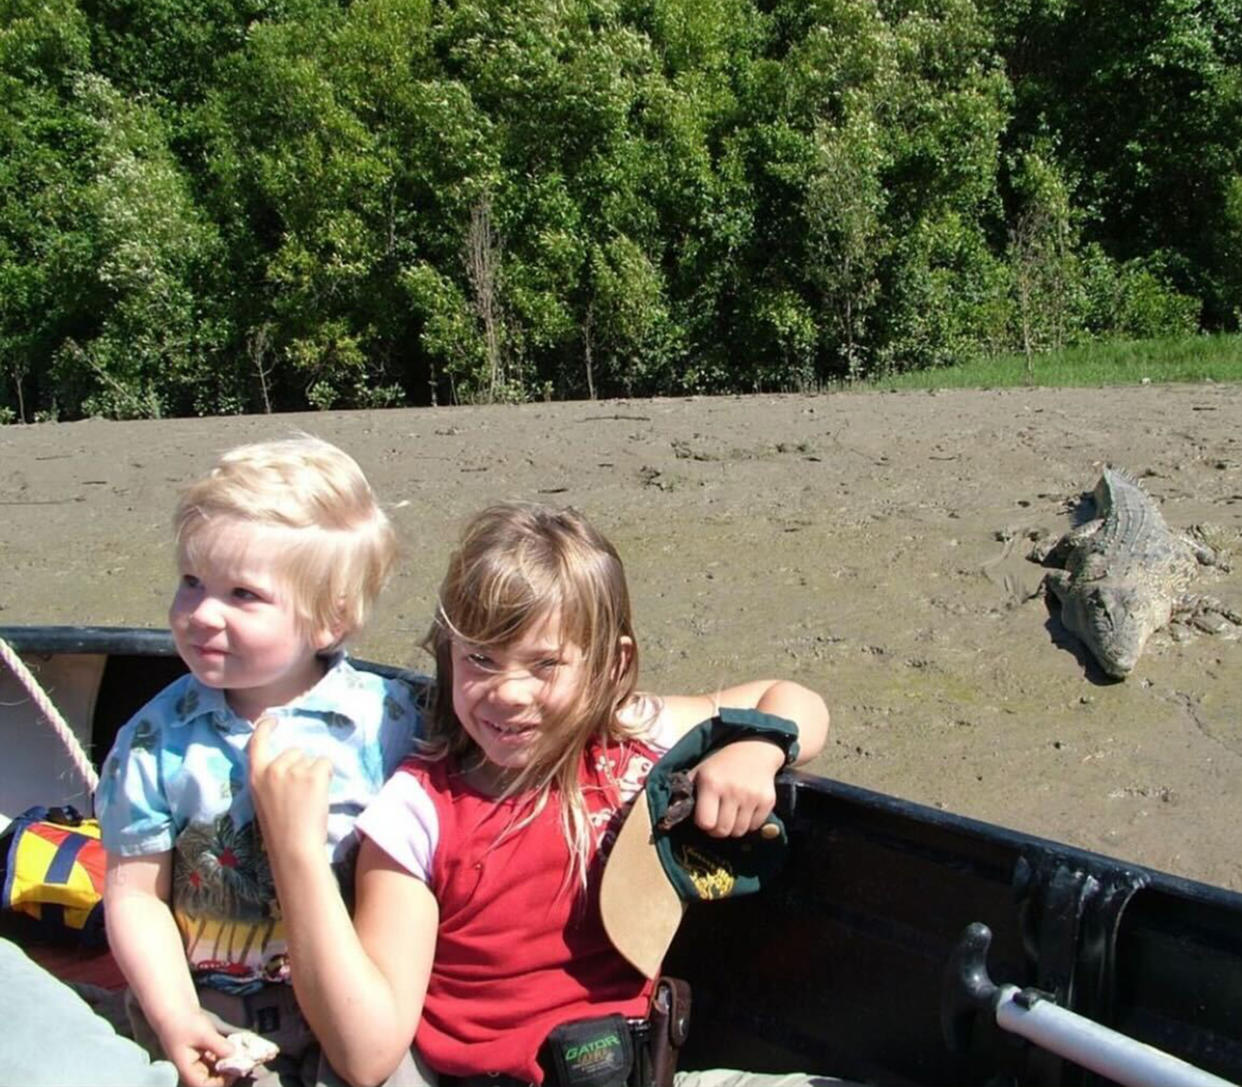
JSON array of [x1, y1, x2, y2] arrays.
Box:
[[857, 333, 1242, 391]]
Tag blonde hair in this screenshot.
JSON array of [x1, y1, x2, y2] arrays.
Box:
[[422, 502, 641, 883], [173, 435, 397, 646]]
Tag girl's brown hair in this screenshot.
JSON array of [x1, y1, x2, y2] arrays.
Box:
[[421, 502, 643, 883]]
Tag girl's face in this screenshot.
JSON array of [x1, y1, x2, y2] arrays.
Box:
[[449, 609, 586, 791]]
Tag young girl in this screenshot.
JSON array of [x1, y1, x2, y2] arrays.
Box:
[[251, 502, 830, 1087]]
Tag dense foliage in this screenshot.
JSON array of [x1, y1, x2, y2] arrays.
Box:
[[2, 0, 1237, 418]]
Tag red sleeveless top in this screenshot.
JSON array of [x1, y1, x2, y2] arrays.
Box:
[[359, 737, 663, 1082]]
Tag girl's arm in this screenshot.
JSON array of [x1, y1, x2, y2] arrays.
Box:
[[342, 843, 440, 1083], [656, 679, 830, 838], [104, 853, 234, 1087], [661, 678, 830, 762], [248, 718, 436, 1087]]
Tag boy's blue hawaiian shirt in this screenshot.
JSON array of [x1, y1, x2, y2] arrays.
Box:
[[96, 657, 422, 992]]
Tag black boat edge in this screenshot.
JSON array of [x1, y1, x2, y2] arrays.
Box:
[[2, 625, 1240, 1086]]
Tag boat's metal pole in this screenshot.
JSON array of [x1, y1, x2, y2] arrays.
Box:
[[994, 985, 1238, 1087]]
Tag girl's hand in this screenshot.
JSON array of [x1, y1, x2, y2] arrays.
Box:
[[155, 1008, 237, 1087], [248, 715, 332, 861], [689, 739, 785, 837]]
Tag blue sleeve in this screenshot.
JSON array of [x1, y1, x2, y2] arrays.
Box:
[[378, 674, 425, 779], [94, 694, 179, 857]]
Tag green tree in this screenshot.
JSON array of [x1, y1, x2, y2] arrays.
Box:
[[752, 0, 1010, 377], [2, 0, 225, 420], [200, 0, 487, 408], [1007, 147, 1079, 370], [805, 111, 889, 380], [51, 75, 227, 418], [986, 0, 1242, 326], [1, 0, 95, 419]]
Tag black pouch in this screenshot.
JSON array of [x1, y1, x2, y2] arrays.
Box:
[[543, 1014, 635, 1087]]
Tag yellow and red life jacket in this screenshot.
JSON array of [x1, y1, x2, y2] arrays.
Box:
[[1, 806, 106, 947]]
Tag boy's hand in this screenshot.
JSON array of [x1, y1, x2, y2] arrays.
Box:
[[689, 739, 785, 838], [157, 1009, 237, 1087], [248, 715, 332, 860]]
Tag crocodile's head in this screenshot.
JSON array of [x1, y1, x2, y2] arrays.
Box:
[[1073, 581, 1171, 678]]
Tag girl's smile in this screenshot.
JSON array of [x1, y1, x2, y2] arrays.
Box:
[[479, 716, 538, 739]]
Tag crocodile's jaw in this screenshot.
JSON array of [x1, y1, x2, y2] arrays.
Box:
[[1065, 582, 1172, 678], [1094, 639, 1142, 679]]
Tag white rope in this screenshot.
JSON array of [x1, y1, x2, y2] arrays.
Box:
[[0, 636, 100, 793]]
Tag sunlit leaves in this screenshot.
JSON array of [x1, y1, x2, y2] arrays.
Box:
[[1, 0, 1237, 419]]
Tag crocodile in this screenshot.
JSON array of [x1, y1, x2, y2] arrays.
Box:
[[1036, 467, 1237, 679]]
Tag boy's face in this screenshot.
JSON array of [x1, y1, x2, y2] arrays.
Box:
[[449, 608, 585, 790], [170, 519, 332, 722]]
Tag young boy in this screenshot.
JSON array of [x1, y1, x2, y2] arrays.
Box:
[[95, 436, 421, 1087]]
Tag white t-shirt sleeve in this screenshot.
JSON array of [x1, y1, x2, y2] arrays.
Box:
[[356, 771, 439, 883], [617, 693, 687, 757], [643, 705, 684, 755]]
